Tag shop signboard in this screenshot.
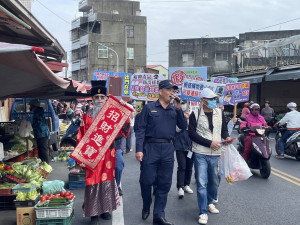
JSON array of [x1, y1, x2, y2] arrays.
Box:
[[93, 71, 132, 97], [130, 73, 165, 101]]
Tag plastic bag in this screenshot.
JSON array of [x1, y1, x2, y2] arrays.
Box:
[[42, 180, 66, 195], [223, 144, 252, 184]]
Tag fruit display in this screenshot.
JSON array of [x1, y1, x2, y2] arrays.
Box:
[[39, 191, 74, 203]]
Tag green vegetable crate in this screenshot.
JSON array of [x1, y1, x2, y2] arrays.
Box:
[[36, 210, 74, 225], [35, 201, 74, 218], [12, 183, 36, 194]]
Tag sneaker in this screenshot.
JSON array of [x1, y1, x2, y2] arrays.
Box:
[[183, 185, 193, 194], [207, 204, 219, 214], [213, 198, 218, 204], [276, 154, 284, 159], [198, 214, 208, 224], [178, 187, 184, 199]]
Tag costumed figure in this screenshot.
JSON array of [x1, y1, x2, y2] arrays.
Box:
[[76, 80, 130, 225]]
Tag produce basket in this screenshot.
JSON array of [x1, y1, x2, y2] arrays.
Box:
[[36, 209, 74, 225], [0, 188, 13, 195], [68, 181, 85, 190], [35, 201, 74, 218], [13, 196, 39, 207], [12, 183, 36, 194], [68, 171, 85, 182]]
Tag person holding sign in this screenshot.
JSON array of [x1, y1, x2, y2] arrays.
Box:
[[77, 81, 130, 225], [188, 88, 233, 225], [135, 80, 187, 225]]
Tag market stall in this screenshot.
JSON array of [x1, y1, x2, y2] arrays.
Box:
[[0, 42, 90, 225]]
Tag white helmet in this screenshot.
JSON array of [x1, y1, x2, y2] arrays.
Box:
[[287, 102, 297, 110]]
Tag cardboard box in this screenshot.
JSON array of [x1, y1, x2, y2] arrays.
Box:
[[16, 207, 36, 225]]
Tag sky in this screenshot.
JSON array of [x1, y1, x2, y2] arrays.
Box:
[[31, 0, 300, 75]]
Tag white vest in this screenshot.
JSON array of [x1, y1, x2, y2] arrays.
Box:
[[192, 107, 223, 156]]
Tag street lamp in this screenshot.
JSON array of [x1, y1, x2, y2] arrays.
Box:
[[97, 42, 119, 73]]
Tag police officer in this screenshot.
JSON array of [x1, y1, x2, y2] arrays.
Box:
[[135, 80, 187, 225]]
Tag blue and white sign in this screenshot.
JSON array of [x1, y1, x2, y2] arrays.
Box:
[[93, 71, 132, 97]]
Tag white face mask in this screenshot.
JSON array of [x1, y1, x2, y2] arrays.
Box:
[[181, 104, 187, 111]]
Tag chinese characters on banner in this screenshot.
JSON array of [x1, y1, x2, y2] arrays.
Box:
[[130, 73, 166, 101], [169, 67, 207, 95], [181, 79, 225, 102], [93, 71, 132, 97], [223, 82, 250, 105], [211, 76, 238, 84], [70, 95, 133, 170]]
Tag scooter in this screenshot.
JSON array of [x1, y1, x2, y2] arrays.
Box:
[[275, 125, 300, 161], [60, 118, 81, 148], [237, 126, 272, 179]]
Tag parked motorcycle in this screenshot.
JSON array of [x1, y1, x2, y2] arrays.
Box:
[[237, 125, 272, 179], [60, 118, 80, 148], [275, 125, 300, 161]]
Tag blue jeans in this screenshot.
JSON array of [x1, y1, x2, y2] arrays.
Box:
[[115, 149, 124, 187], [279, 130, 297, 154], [194, 153, 220, 215]]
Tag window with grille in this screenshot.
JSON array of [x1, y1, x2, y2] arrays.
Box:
[[98, 46, 108, 58], [215, 52, 228, 61], [127, 48, 134, 59], [182, 53, 194, 66], [126, 25, 134, 38]]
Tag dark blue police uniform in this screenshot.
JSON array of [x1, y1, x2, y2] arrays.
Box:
[[136, 99, 187, 220]]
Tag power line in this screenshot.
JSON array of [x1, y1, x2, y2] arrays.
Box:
[[34, 0, 71, 25]]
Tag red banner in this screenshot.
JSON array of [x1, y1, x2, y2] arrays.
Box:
[[70, 95, 133, 170]]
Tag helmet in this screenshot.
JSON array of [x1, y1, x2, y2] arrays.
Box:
[[250, 103, 260, 110], [244, 102, 249, 107], [287, 102, 297, 110]]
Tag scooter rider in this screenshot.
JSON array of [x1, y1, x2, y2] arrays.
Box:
[[276, 102, 300, 158], [240, 103, 268, 162]]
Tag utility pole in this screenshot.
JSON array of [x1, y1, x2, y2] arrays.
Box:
[[124, 27, 128, 73]]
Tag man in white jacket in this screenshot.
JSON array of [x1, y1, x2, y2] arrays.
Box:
[[188, 88, 233, 225], [277, 102, 300, 158]]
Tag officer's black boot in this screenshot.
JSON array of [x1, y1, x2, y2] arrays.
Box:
[[153, 218, 174, 225], [142, 208, 150, 220]]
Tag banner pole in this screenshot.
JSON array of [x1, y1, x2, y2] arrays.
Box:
[[234, 103, 237, 118]]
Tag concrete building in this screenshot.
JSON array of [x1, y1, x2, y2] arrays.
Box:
[[235, 30, 300, 72], [71, 0, 147, 82], [169, 37, 238, 78]]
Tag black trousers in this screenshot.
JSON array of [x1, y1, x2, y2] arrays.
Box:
[[176, 150, 193, 189], [36, 137, 49, 164]]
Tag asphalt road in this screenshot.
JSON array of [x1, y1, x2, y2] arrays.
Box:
[[1, 130, 300, 225]]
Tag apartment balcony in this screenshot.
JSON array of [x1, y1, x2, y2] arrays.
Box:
[[71, 34, 89, 50], [71, 40, 80, 50], [72, 60, 80, 72], [71, 17, 88, 29], [80, 58, 87, 69], [88, 13, 96, 22], [78, 0, 92, 12]]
